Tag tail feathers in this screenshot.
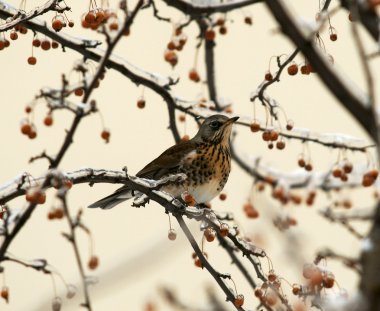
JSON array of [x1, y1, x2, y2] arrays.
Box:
[[88, 189, 133, 209]]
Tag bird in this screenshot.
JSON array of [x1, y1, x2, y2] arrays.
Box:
[[88, 114, 239, 209]]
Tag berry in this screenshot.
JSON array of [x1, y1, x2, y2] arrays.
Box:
[[64, 179, 73, 189], [68, 20, 74, 27], [96, 11, 106, 23], [310, 269, 323, 286], [254, 288, 263, 298], [10, 31, 18, 40], [42, 114, 53, 126], [205, 28, 215, 41], [262, 130, 271, 141], [41, 39, 51, 50], [323, 272, 335, 288], [265, 71, 273, 81], [269, 130, 279, 141], [109, 22, 119, 31], [234, 294, 244, 308], [25, 106, 32, 113], [54, 208, 64, 219], [250, 121, 260, 132], [167, 41, 176, 50], [301, 65, 310, 75], [287, 63, 298, 75], [0, 40, 4, 50], [332, 167, 342, 178], [181, 134, 190, 142], [27, 56, 37, 65], [88, 256, 99, 270], [52, 41, 59, 49], [85, 11, 96, 24], [244, 16, 252, 25], [32, 38, 41, 47], [204, 227, 216, 242], [286, 120, 294, 130], [292, 284, 301, 295], [219, 223, 229, 237], [28, 129, 37, 139], [343, 162, 353, 174], [52, 19, 64, 32], [164, 50, 178, 67], [362, 173, 374, 187], [216, 17, 225, 26], [1, 286, 9, 302], [137, 98, 146, 109], [298, 158, 306, 167], [219, 26, 227, 35], [4, 39, 9, 47], [74, 88, 84, 96], [276, 141, 285, 150], [189, 69, 200, 82], [178, 114, 186, 122], [268, 270, 277, 282], [183, 193, 196, 206], [243, 202, 259, 218], [101, 130, 110, 142], [26, 189, 46, 204], [194, 257, 203, 268], [219, 193, 227, 201], [305, 163, 313, 171], [21, 122, 32, 135], [168, 229, 177, 241], [330, 33, 337, 41]]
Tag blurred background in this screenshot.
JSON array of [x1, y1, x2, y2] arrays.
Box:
[[0, 0, 379, 310]]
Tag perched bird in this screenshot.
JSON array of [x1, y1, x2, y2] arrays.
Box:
[[88, 114, 239, 209]]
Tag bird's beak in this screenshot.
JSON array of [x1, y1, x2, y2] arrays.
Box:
[[225, 116, 239, 125]]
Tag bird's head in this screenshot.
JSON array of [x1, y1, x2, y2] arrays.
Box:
[[194, 114, 239, 145]]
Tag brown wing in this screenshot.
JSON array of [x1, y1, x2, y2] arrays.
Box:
[[136, 140, 196, 179]]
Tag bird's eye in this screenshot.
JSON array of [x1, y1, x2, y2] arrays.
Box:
[[210, 120, 221, 129]]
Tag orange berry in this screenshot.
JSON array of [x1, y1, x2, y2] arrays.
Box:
[[85, 11, 96, 24], [52, 41, 59, 49], [137, 98, 146, 109], [262, 130, 271, 141], [310, 269, 323, 286], [88, 256, 99, 270], [178, 114, 186, 122], [268, 270, 277, 282], [343, 162, 353, 174], [332, 167, 342, 178], [74, 88, 84, 96], [205, 28, 215, 41], [330, 33, 337, 41], [234, 294, 244, 308], [341, 174, 348, 182], [0, 40, 4, 50], [276, 141, 285, 150], [219, 193, 227, 201], [219, 223, 229, 237], [109, 22, 119, 31], [25, 106, 32, 113], [68, 20, 74, 27], [181, 134, 190, 142], [250, 122, 260, 132], [101, 130, 110, 142], [1, 286, 9, 302], [27, 56, 37, 65], [292, 284, 301, 295], [44, 114, 53, 126], [254, 288, 263, 298], [10, 31, 18, 40], [32, 38, 41, 47], [81, 18, 90, 28], [189, 69, 200, 82], [52, 19, 63, 31], [96, 11, 106, 23], [362, 174, 374, 187], [300, 64, 310, 75], [369, 169, 379, 179], [265, 71, 273, 81], [286, 120, 294, 130], [41, 39, 51, 51], [4, 39, 9, 47], [47, 210, 55, 220], [21, 122, 32, 135], [298, 158, 306, 167], [37, 191, 46, 204], [28, 129, 37, 139], [323, 272, 335, 288], [194, 257, 203, 268], [287, 63, 298, 75], [167, 41, 176, 50], [204, 227, 216, 242], [183, 193, 196, 206], [269, 130, 279, 141], [216, 17, 225, 26], [64, 179, 73, 189], [168, 229, 177, 241], [305, 163, 313, 171], [243, 202, 259, 218], [54, 208, 64, 219]]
